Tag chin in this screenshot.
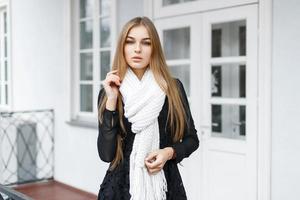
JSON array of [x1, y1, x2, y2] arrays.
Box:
[[129, 63, 148, 69]]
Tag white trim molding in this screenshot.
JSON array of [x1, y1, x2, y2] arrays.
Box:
[[153, 0, 258, 19], [257, 0, 272, 200], [143, 0, 153, 19], [64, 0, 72, 122], [0, 0, 12, 111]]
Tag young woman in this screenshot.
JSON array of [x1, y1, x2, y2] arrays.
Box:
[[97, 16, 199, 200]]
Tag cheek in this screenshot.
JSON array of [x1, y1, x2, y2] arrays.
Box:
[[124, 46, 131, 59], [144, 47, 152, 59]]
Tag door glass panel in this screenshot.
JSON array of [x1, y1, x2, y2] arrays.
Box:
[[163, 0, 198, 6], [163, 27, 190, 60], [211, 104, 246, 140], [211, 64, 246, 98], [80, 20, 93, 49], [169, 65, 190, 96], [211, 20, 246, 57], [80, 84, 93, 112], [100, 51, 110, 80], [210, 19, 247, 141], [80, 53, 93, 80]]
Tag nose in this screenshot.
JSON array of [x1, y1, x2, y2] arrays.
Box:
[[134, 43, 141, 53]]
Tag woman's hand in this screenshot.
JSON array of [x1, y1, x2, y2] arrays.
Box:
[[144, 147, 174, 175], [101, 69, 121, 100]]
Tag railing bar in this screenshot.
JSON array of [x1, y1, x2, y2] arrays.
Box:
[[0, 184, 33, 200]]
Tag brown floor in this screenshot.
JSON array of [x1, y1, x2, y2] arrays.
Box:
[[14, 180, 97, 200]]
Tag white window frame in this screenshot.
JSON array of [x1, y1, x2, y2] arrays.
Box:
[[153, 0, 258, 19], [0, 0, 11, 111], [66, 0, 117, 124]]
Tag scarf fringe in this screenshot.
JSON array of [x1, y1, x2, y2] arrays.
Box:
[[120, 68, 167, 200]]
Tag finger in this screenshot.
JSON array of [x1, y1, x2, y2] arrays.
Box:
[[107, 74, 121, 85], [108, 74, 121, 81], [106, 71, 119, 78], [145, 151, 158, 162], [107, 69, 118, 75], [146, 159, 162, 169], [145, 160, 156, 169], [106, 76, 121, 86], [149, 168, 161, 175], [147, 163, 162, 172], [145, 159, 156, 168]]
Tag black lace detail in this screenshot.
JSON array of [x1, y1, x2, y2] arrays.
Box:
[[98, 126, 187, 200], [164, 160, 187, 199], [98, 157, 131, 200]]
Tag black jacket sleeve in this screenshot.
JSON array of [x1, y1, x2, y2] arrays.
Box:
[[97, 88, 119, 163], [170, 79, 200, 164]]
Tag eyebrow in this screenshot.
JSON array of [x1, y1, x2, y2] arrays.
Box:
[[126, 36, 151, 40]]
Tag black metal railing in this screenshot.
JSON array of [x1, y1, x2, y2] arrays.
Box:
[[0, 184, 33, 200], [0, 109, 54, 186]]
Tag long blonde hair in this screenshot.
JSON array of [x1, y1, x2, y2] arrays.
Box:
[[98, 16, 188, 171]]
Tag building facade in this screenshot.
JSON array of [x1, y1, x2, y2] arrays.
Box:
[[0, 0, 299, 200]]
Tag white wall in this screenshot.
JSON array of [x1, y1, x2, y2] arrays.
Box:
[[9, 0, 103, 194], [117, 0, 144, 33], [272, 1, 300, 199], [11, 0, 64, 111]]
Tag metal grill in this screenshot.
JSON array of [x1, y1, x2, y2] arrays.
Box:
[[0, 109, 54, 186]]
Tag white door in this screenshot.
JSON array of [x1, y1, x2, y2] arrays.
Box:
[[201, 5, 258, 200], [155, 4, 258, 200], [155, 14, 203, 199]]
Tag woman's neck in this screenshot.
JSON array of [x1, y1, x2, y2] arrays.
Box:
[[131, 67, 148, 80]]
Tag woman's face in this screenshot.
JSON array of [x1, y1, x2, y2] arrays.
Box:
[[124, 25, 152, 74]]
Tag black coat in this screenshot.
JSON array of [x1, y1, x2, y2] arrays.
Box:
[[97, 78, 199, 200]]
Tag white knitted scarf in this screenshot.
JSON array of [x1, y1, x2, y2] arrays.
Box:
[[119, 67, 168, 200]]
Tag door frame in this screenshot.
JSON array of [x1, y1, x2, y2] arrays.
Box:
[[144, 0, 273, 200], [257, 0, 272, 200]]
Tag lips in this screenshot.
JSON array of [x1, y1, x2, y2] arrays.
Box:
[[132, 56, 142, 63], [132, 56, 142, 60]]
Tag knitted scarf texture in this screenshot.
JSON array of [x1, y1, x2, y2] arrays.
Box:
[[119, 67, 168, 200]]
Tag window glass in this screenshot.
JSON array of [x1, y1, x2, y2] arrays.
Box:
[[163, 27, 190, 59], [80, 0, 93, 18], [212, 104, 246, 140], [211, 64, 246, 98], [80, 20, 93, 49], [163, 0, 198, 6], [212, 20, 246, 57], [169, 65, 190, 96], [80, 53, 93, 80], [80, 85, 93, 112]]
